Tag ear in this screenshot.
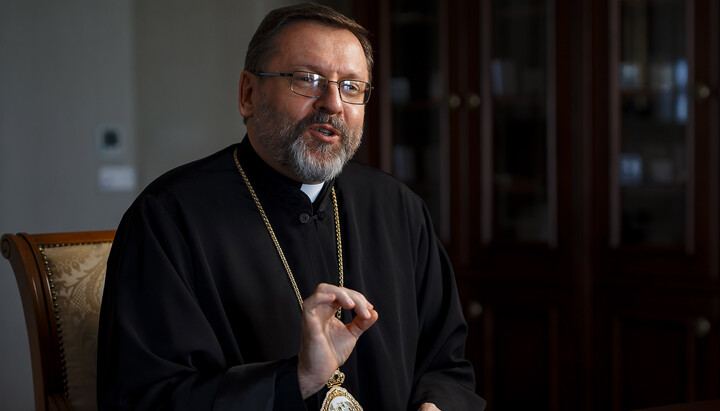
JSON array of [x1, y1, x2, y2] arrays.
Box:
[[238, 70, 257, 119]]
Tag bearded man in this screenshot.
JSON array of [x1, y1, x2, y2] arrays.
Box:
[[97, 3, 485, 410]]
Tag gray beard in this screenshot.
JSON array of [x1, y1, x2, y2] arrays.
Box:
[[288, 133, 348, 183], [253, 99, 362, 183]]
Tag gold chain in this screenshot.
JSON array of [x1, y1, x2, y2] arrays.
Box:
[[233, 148, 343, 316]]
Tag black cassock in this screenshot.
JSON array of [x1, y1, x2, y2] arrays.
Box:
[[98, 137, 485, 410]]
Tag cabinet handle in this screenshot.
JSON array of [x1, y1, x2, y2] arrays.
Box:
[[448, 93, 462, 109], [696, 83, 711, 100], [694, 317, 711, 338], [468, 93, 482, 108], [466, 300, 483, 320]]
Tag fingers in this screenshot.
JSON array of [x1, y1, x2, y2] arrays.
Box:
[[297, 283, 378, 398], [302, 283, 379, 340], [346, 305, 379, 337], [307, 283, 376, 320]]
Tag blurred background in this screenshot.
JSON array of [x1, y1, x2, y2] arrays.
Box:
[[0, 0, 350, 408], [1, 0, 719, 410]]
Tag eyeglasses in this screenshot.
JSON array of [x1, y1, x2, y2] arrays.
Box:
[[254, 71, 372, 105]]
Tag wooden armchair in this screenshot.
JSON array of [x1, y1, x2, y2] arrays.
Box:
[[1, 231, 115, 411]]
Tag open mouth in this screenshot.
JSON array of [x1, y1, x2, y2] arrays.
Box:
[[311, 124, 340, 142], [316, 128, 333, 136]]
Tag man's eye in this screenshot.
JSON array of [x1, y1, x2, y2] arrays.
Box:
[[342, 82, 362, 94], [295, 73, 321, 84]]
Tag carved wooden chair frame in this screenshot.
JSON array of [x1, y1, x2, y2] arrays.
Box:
[[2, 231, 115, 411]]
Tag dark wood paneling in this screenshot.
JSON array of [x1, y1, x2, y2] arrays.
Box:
[[596, 287, 718, 410], [460, 276, 576, 410]]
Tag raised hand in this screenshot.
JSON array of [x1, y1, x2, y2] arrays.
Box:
[[297, 283, 379, 398]]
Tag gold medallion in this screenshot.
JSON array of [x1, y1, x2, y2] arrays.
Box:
[[320, 370, 363, 411]]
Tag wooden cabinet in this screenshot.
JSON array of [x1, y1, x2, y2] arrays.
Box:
[[594, 0, 720, 409], [595, 285, 718, 410], [344, 0, 720, 409]]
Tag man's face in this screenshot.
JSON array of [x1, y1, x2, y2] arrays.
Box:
[[245, 21, 368, 183]]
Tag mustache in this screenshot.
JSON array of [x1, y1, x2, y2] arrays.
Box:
[[297, 113, 348, 138]]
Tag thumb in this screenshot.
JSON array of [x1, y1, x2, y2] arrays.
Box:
[[346, 308, 379, 337]]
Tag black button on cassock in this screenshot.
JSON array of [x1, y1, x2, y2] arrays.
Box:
[[299, 213, 311, 223]]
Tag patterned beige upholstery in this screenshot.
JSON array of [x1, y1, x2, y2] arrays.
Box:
[[40, 242, 110, 411], [2, 231, 114, 411]]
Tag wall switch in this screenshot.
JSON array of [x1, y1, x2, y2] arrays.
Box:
[[96, 125, 125, 157], [98, 165, 136, 192]]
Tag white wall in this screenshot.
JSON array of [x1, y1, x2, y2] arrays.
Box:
[[0, 2, 136, 409], [135, 0, 248, 185], [0, 1, 307, 408]]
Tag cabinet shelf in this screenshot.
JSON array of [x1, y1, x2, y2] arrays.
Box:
[[494, 175, 546, 195], [392, 11, 437, 25], [494, 5, 546, 19], [492, 94, 547, 107], [392, 98, 444, 110], [620, 184, 685, 192], [620, 88, 689, 98]]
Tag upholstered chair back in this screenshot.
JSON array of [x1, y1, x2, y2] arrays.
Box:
[[42, 241, 111, 410], [2, 231, 115, 411]]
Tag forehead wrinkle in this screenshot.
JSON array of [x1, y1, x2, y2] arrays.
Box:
[[271, 22, 368, 81]]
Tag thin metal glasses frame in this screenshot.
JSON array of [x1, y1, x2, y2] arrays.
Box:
[[254, 71, 373, 105]]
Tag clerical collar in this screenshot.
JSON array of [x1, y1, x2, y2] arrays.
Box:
[[301, 182, 324, 202], [236, 137, 334, 212]]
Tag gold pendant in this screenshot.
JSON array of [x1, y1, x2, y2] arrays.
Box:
[[320, 370, 363, 411]]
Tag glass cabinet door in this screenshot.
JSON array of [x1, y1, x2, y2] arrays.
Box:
[[388, 0, 446, 233], [482, 0, 554, 244], [611, 0, 691, 248]]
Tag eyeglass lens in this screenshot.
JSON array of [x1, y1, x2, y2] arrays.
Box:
[[291, 72, 370, 104]]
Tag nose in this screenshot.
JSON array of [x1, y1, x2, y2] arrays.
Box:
[[313, 81, 343, 115]]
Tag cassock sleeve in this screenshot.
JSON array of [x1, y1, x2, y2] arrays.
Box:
[[408, 203, 487, 410], [97, 195, 307, 410]]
